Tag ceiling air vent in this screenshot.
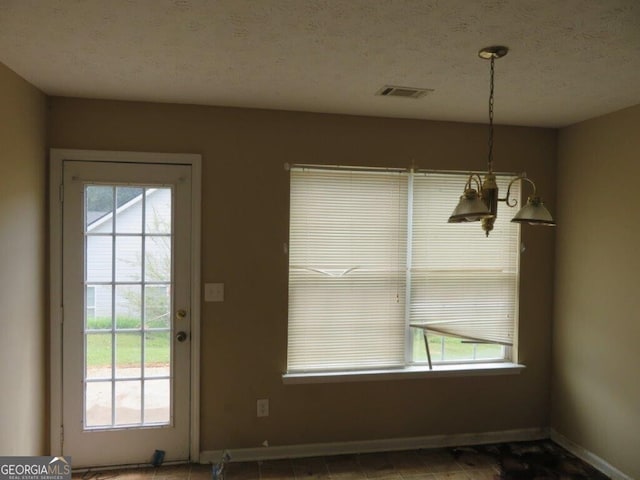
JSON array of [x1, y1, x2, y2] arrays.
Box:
[[376, 85, 433, 99]]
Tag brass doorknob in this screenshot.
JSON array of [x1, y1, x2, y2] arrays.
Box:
[[176, 331, 188, 342]]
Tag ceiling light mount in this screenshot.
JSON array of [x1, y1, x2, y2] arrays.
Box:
[[478, 46, 509, 60], [449, 45, 555, 236]]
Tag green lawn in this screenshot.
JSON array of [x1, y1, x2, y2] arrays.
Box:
[[86, 317, 502, 368], [86, 330, 170, 367], [412, 331, 503, 362]]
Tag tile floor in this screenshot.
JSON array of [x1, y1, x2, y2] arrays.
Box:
[[74, 441, 608, 480]]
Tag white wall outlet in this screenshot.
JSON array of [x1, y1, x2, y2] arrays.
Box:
[[257, 398, 269, 417], [204, 283, 224, 302]]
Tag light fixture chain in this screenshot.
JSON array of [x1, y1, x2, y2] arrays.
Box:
[[487, 56, 495, 173]]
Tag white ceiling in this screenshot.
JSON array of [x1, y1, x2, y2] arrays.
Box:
[[1, 0, 639, 127]]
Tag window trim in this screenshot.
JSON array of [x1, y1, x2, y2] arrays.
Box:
[[283, 362, 525, 385]]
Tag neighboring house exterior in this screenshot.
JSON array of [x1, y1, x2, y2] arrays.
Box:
[[86, 188, 172, 328]]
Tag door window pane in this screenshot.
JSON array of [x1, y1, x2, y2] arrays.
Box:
[[86, 333, 112, 379], [86, 285, 112, 330], [86, 236, 112, 282], [86, 186, 114, 233], [115, 284, 142, 329], [145, 285, 170, 328], [115, 380, 142, 426], [145, 331, 170, 377], [115, 332, 142, 379], [144, 379, 170, 424], [85, 382, 112, 428], [115, 187, 144, 234], [145, 236, 171, 282], [145, 188, 172, 234], [115, 236, 142, 282]]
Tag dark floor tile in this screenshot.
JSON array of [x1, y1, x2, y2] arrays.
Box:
[[325, 455, 364, 479], [259, 459, 295, 480], [431, 473, 469, 480], [76, 471, 122, 480], [117, 468, 158, 480], [324, 455, 359, 466], [397, 472, 437, 479], [387, 451, 423, 466], [386, 451, 430, 476], [291, 456, 329, 480], [153, 465, 191, 480], [328, 473, 367, 480], [223, 461, 260, 480], [411, 450, 458, 475], [188, 463, 212, 480], [357, 453, 396, 479], [452, 450, 498, 470], [457, 468, 497, 480]]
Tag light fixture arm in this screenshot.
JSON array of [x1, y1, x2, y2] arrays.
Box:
[[501, 175, 538, 207], [464, 172, 484, 191]]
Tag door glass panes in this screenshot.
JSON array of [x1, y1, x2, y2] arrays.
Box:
[[84, 186, 173, 429], [86, 286, 96, 323], [145, 286, 170, 328], [86, 285, 112, 330], [85, 186, 114, 232], [115, 284, 142, 329], [115, 187, 144, 234], [86, 333, 112, 379], [87, 237, 112, 282], [145, 236, 171, 282], [115, 332, 142, 378], [145, 189, 172, 234], [145, 331, 171, 378], [144, 379, 170, 424], [115, 381, 142, 425], [85, 382, 112, 428], [115, 236, 142, 282]]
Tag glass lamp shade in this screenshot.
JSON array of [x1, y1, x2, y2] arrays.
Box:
[[511, 196, 556, 226], [448, 189, 492, 223]]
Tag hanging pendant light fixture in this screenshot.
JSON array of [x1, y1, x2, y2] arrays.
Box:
[[448, 46, 555, 236]]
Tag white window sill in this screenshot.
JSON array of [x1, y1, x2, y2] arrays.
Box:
[[282, 362, 525, 385]]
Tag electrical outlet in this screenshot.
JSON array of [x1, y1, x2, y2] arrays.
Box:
[[257, 398, 269, 417]]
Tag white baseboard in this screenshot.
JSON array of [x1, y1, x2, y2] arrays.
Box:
[[200, 427, 549, 464], [550, 429, 633, 480]]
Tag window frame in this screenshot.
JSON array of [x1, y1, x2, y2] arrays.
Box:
[[285, 165, 524, 382]]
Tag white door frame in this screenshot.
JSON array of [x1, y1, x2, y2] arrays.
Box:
[[50, 149, 202, 463]]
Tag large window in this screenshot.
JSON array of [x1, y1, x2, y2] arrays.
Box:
[[287, 166, 520, 373]]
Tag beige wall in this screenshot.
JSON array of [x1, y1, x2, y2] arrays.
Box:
[[48, 97, 556, 452], [554, 104, 640, 478], [0, 63, 48, 454]]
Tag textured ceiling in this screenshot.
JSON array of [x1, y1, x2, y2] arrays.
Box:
[[1, 0, 639, 127]]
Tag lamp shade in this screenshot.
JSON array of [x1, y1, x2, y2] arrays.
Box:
[[448, 189, 492, 223], [511, 196, 555, 226]]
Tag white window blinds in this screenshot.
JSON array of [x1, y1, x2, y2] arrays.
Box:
[[410, 173, 520, 346], [288, 168, 408, 371], [287, 167, 520, 373]]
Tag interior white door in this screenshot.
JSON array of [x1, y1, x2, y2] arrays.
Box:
[[62, 160, 192, 467]]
